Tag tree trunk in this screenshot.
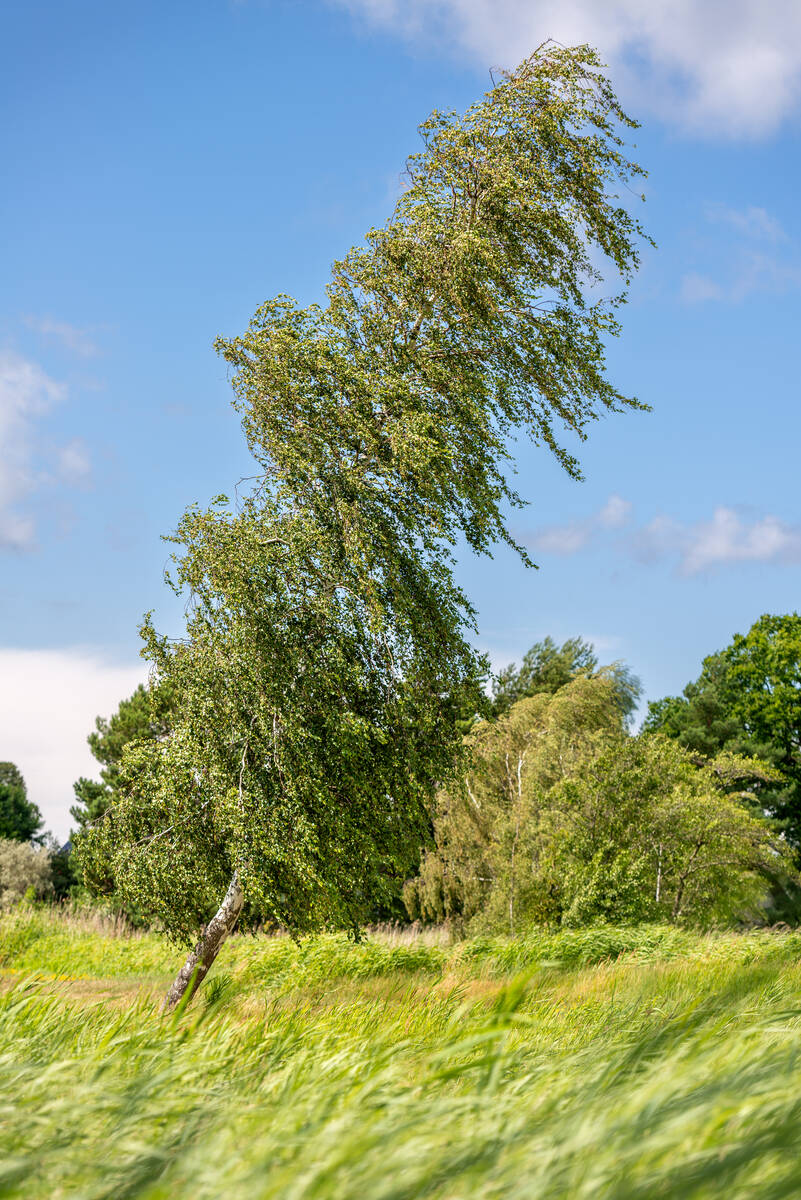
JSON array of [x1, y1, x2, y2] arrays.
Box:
[[162, 871, 243, 1013]]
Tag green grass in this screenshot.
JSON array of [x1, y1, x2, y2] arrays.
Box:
[[4, 908, 801, 1197]]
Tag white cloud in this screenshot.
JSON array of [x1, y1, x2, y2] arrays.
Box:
[[0, 351, 64, 549], [528, 492, 632, 554], [0, 648, 146, 842], [335, 0, 801, 137], [598, 494, 633, 529], [530, 497, 801, 575], [636, 507, 801, 574], [0, 351, 93, 548], [708, 205, 786, 241], [24, 316, 99, 358], [680, 251, 801, 304]]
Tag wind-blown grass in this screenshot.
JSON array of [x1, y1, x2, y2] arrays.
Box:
[[3, 908, 801, 1197]]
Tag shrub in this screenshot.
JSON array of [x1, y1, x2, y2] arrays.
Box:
[[0, 839, 52, 908]]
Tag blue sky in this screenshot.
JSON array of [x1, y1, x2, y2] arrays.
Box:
[[2, 0, 801, 838]]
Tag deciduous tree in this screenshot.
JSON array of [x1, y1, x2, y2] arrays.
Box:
[[78, 43, 650, 1009], [547, 737, 789, 926], [645, 614, 801, 844], [0, 838, 51, 907], [404, 674, 626, 930]]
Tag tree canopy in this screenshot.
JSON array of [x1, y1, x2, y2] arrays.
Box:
[[549, 737, 788, 927], [645, 613, 801, 844], [491, 635, 641, 721], [405, 674, 626, 930], [405, 681, 789, 932], [0, 763, 43, 844], [72, 683, 174, 832], [77, 45, 650, 979]]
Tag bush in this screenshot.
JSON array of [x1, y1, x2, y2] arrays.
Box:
[[0, 839, 52, 908]]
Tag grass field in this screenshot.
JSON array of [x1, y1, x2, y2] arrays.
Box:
[[4, 909, 801, 1197]]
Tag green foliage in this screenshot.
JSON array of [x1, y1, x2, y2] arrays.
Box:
[[0, 763, 43, 844], [0, 839, 51, 908], [78, 45, 649, 946], [6, 905, 801, 983], [491, 634, 642, 721], [40, 835, 78, 901], [7, 917, 801, 1196], [547, 736, 791, 926], [643, 653, 740, 756], [71, 682, 174, 830], [404, 675, 626, 929], [407, 681, 790, 931], [645, 613, 801, 844]]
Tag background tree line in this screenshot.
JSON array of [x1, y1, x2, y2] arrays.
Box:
[[6, 612, 797, 932], [405, 623, 798, 932], [0, 763, 73, 907]]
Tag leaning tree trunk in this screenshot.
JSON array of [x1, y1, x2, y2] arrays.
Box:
[[162, 871, 244, 1013]]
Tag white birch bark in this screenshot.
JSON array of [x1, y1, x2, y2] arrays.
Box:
[[162, 871, 244, 1012]]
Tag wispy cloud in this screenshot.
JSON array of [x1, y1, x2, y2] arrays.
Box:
[[680, 205, 801, 304], [24, 316, 99, 358], [633, 507, 801, 574], [0, 352, 64, 549], [0, 351, 92, 549], [707, 204, 786, 241], [681, 253, 801, 304], [334, 0, 801, 138], [57, 438, 92, 486], [529, 493, 632, 555], [528, 496, 801, 575]]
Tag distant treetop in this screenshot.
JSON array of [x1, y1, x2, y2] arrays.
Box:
[[0, 762, 43, 844], [492, 636, 642, 723]]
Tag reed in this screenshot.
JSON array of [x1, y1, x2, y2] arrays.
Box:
[[3, 908, 801, 1197]]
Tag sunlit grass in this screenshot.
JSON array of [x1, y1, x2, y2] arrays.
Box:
[[3, 908, 801, 1197]]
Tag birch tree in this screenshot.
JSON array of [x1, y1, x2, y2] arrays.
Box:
[[78, 43, 650, 1009], [404, 675, 625, 929]]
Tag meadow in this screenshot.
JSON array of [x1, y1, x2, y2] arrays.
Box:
[[4, 910, 801, 1198]]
